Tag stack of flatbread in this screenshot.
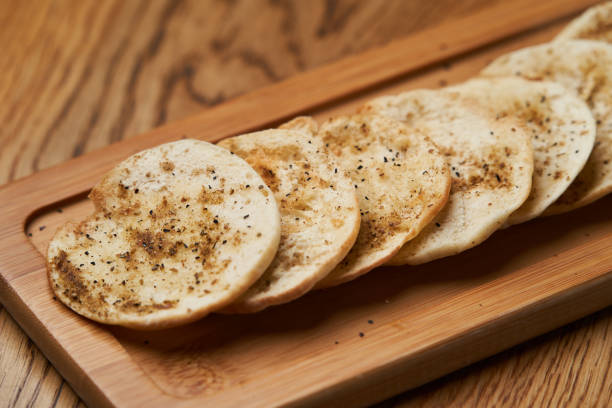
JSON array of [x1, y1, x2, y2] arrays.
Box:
[[47, 2, 611, 328]]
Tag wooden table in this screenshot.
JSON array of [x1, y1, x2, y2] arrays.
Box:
[[0, 1, 610, 406]]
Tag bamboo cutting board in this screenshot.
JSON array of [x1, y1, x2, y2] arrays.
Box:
[[1, 0, 611, 406]]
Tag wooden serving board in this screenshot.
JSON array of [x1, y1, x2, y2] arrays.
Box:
[[1, 1, 610, 406]]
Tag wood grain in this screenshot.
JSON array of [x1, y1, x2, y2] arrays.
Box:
[[378, 306, 612, 407], [0, 0, 505, 185], [0, 0, 610, 407]]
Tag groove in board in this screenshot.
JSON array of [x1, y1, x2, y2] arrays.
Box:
[[0, 0, 610, 407]]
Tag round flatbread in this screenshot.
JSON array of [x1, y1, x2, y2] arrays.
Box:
[[362, 90, 533, 265], [481, 40, 612, 214], [218, 129, 360, 313], [446, 77, 596, 225], [555, 2, 612, 43], [47, 139, 280, 329], [286, 114, 450, 287]]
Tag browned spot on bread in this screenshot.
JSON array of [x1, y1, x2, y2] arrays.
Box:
[[88, 188, 105, 205], [199, 188, 225, 205], [275, 249, 305, 269], [581, 23, 612, 39], [160, 161, 175, 172], [132, 230, 167, 258], [117, 183, 128, 198], [53, 250, 88, 301], [252, 164, 280, 192], [331, 218, 344, 228], [119, 299, 178, 313], [451, 150, 514, 192]]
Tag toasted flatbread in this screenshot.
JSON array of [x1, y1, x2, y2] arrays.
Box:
[[47, 139, 280, 329], [446, 77, 596, 225], [555, 2, 612, 43], [219, 130, 360, 313], [362, 91, 533, 265], [481, 40, 612, 214], [284, 115, 450, 287]]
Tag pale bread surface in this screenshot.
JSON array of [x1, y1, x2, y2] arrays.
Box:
[[446, 77, 596, 225], [219, 130, 360, 313], [279, 116, 319, 136], [481, 40, 612, 214], [47, 139, 280, 329], [555, 2, 612, 43], [286, 114, 450, 287], [362, 91, 533, 265]]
